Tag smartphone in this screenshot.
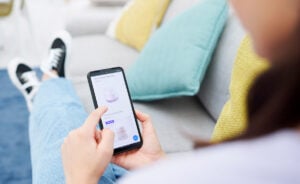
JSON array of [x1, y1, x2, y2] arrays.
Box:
[[87, 67, 143, 155]]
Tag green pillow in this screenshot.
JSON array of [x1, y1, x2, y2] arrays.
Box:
[[126, 0, 228, 101]]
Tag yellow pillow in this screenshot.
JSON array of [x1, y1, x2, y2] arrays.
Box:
[[107, 0, 170, 51], [211, 36, 270, 142], [0, 1, 13, 17]]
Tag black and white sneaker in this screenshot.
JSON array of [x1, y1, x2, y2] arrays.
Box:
[[8, 58, 40, 111], [40, 30, 72, 78]]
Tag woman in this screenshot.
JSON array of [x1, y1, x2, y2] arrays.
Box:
[[8, 0, 300, 183], [61, 0, 300, 183]]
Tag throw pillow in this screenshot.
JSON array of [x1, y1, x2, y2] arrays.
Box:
[[0, 0, 13, 17], [106, 0, 170, 51], [211, 36, 270, 142], [126, 0, 228, 101]]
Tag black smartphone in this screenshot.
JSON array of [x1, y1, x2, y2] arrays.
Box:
[[87, 67, 143, 155]]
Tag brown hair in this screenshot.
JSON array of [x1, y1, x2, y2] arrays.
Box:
[[237, 58, 300, 139]]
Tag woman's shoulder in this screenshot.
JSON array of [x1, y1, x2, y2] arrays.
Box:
[[119, 130, 300, 184], [199, 129, 300, 156]]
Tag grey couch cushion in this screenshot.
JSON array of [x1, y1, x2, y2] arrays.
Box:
[[67, 35, 138, 81], [66, 2, 122, 37], [89, 0, 128, 6], [134, 98, 215, 153], [162, 0, 200, 24], [197, 10, 246, 121]]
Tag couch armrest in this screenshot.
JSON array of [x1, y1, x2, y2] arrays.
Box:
[[65, 1, 122, 37]]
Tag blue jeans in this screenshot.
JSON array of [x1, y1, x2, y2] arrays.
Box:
[[29, 78, 128, 184]]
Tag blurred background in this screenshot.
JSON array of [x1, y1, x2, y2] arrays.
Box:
[[0, 1, 67, 182], [0, 0, 67, 68]]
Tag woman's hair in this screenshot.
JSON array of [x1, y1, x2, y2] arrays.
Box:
[[237, 58, 300, 140]]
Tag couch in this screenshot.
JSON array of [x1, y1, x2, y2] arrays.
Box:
[[65, 0, 246, 153]]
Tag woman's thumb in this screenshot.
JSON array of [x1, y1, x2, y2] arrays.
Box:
[[97, 129, 114, 155]]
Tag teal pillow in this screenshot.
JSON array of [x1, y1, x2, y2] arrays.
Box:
[[126, 0, 228, 101]]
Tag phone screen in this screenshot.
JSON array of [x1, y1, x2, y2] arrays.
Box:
[[90, 70, 141, 150]]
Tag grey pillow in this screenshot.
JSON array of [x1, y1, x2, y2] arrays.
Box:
[[162, 0, 200, 24], [89, 0, 128, 6], [197, 10, 246, 121]]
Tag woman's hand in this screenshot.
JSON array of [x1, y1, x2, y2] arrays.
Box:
[[61, 107, 114, 184], [112, 110, 165, 170]]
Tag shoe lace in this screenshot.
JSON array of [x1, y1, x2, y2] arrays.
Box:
[[21, 71, 40, 87], [48, 48, 63, 68]]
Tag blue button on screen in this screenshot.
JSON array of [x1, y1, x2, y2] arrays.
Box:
[[133, 135, 139, 141]]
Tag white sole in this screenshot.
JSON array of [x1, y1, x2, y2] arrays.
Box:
[[7, 58, 36, 111]]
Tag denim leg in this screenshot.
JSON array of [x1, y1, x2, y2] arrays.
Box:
[[29, 78, 128, 184], [100, 164, 129, 184]]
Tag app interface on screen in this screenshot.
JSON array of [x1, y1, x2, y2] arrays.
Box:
[[91, 71, 140, 149]]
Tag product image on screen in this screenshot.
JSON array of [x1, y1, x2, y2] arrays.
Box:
[[91, 71, 140, 149]]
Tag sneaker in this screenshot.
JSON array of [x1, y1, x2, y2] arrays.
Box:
[[8, 58, 40, 111], [40, 30, 72, 78]]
